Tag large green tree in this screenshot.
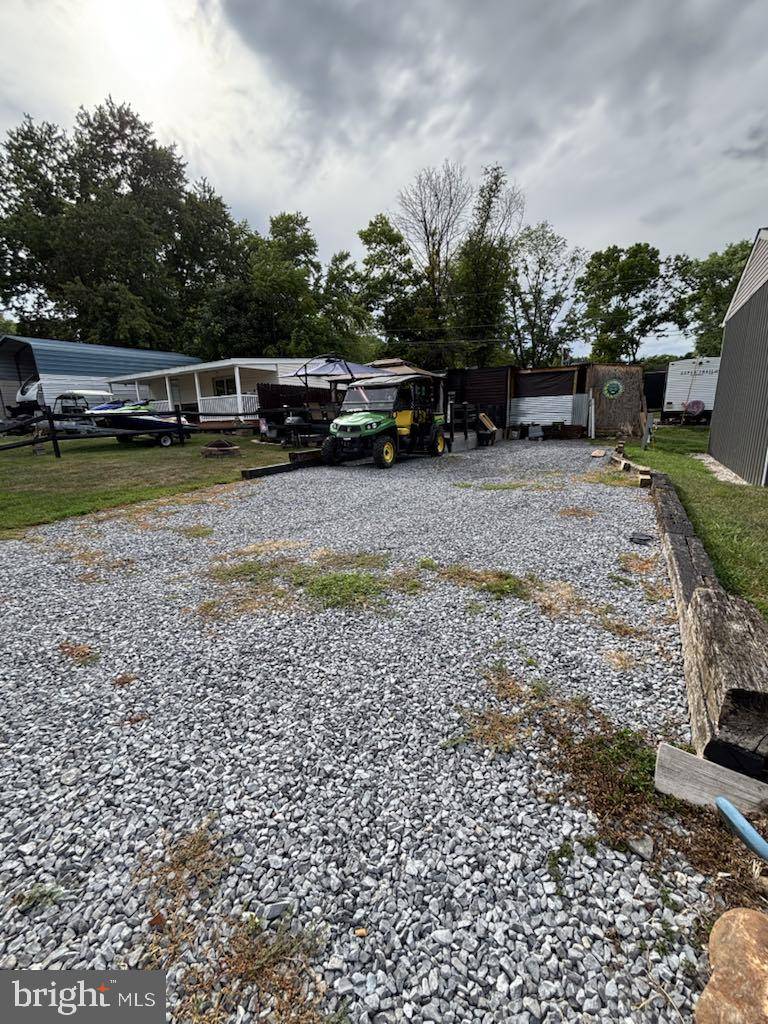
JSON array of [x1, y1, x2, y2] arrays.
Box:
[[505, 222, 585, 366], [449, 164, 524, 366], [680, 240, 751, 355], [0, 99, 243, 348], [359, 162, 524, 368], [575, 243, 686, 362], [194, 212, 372, 361]]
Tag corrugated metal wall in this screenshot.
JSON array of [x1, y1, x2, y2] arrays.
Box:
[[726, 234, 768, 322], [507, 395, 588, 426], [709, 279, 768, 485]]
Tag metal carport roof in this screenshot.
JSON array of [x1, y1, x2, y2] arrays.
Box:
[[0, 335, 200, 377]]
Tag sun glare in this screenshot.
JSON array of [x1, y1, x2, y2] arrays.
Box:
[[92, 0, 186, 87]]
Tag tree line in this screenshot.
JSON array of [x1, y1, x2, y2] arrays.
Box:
[[0, 99, 750, 369]]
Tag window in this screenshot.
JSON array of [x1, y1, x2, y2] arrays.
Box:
[[214, 377, 237, 396]]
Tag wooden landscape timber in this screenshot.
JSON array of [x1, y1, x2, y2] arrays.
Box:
[[655, 742, 768, 813], [609, 450, 652, 486], [652, 471, 768, 779]]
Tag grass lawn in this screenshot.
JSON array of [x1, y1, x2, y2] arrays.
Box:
[[625, 427, 768, 620], [0, 434, 288, 535]]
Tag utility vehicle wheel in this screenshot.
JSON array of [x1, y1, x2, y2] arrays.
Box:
[[157, 433, 174, 447], [321, 436, 341, 465], [429, 429, 446, 457], [373, 435, 397, 469]]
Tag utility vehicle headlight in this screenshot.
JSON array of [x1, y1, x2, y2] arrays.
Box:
[[330, 422, 339, 433], [364, 422, 376, 431]]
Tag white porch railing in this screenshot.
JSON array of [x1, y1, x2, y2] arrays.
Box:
[[198, 394, 261, 421], [150, 400, 172, 412]]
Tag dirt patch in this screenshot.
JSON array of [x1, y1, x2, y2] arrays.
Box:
[[618, 552, 658, 575], [603, 650, 638, 672], [58, 641, 99, 666], [559, 506, 597, 519], [576, 468, 640, 489], [438, 564, 533, 600]]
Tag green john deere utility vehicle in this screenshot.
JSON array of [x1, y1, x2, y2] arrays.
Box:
[[321, 373, 446, 469]]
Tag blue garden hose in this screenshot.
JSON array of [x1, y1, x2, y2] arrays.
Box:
[[715, 796, 768, 861]]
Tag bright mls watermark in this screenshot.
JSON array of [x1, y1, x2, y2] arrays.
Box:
[[0, 972, 165, 1022]]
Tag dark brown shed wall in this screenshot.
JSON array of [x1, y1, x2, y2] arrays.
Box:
[[586, 364, 644, 435], [709, 279, 768, 485], [445, 367, 509, 424]]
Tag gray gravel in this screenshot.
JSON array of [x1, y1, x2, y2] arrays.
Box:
[[0, 441, 707, 1022]]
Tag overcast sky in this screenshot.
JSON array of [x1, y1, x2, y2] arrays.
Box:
[[2, 0, 767, 354]]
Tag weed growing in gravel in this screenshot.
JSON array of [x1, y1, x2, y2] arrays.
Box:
[[546, 840, 574, 895], [487, 662, 525, 701], [477, 481, 526, 491], [54, 543, 135, 573], [123, 713, 150, 726], [312, 549, 390, 571], [208, 548, 405, 616], [305, 571, 385, 609], [609, 573, 636, 587], [464, 600, 484, 616], [197, 599, 224, 619], [463, 707, 522, 753], [140, 820, 227, 971], [139, 824, 342, 1023], [388, 569, 423, 595], [577, 468, 640, 488], [179, 525, 214, 539], [439, 564, 533, 600], [12, 883, 65, 913], [220, 539, 305, 560], [470, 681, 768, 925], [417, 557, 439, 570], [603, 650, 638, 672], [211, 560, 281, 585], [58, 641, 100, 666], [618, 552, 658, 575], [533, 581, 581, 618], [529, 679, 552, 700], [453, 482, 473, 489], [113, 672, 137, 687], [559, 506, 596, 519], [641, 580, 673, 603], [596, 611, 648, 639]]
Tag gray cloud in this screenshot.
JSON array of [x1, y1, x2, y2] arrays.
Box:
[[220, 0, 750, 162], [725, 118, 768, 162], [1, 0, 767, 355]]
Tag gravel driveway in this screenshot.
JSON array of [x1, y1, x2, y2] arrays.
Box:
[[0, 441, 706, 1022]]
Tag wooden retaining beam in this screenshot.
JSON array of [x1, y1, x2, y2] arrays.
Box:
[[609, 450, 652, 487], [240, 448, 322, 480], [652, 470, 768, 779]]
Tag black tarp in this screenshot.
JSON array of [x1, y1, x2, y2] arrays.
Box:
[[643, 370, 667, 410], [514, 370, 577, 397]]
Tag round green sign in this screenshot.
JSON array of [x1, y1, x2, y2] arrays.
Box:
[[603, 378, 624, 399]]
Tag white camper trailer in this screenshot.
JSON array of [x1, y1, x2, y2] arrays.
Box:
[[662, 357, 721, 422]]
